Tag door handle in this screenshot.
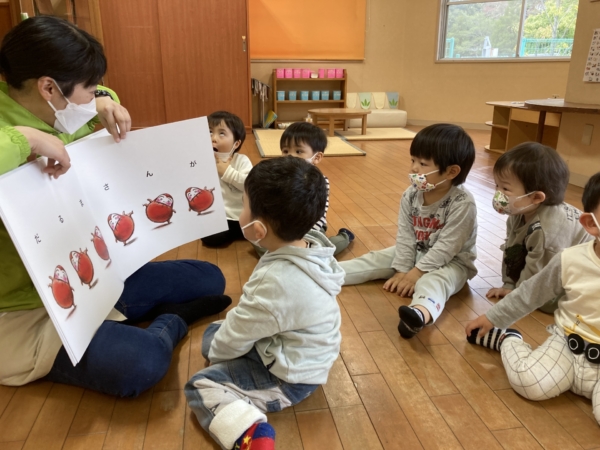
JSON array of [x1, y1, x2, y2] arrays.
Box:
[[242, 36, 247, 52]]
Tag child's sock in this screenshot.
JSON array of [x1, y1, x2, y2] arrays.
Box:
[[338, 228, 355, 242], [139, 295, 232, 325], [234, 422, 275, 450], [467, 327, 522, 351], [398, 305, 425, 339]]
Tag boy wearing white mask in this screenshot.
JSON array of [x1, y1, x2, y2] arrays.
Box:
[[201, 111, 253, 247], [465, 172, 600, 425], [339, 124, 478, 339], [487, 143, 591, 313], [280, 122, 354, 255], [185, 157, 344, 449]]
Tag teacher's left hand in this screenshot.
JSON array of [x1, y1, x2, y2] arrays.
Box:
[[96, 96, 132, 143]]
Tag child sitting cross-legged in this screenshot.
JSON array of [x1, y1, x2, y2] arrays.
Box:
[[185, 156, 345, 450], [466, 172, 600, 424], [339, 123, 478, 340], [254, 122, 354, 257], [487, 142, 592, 313], [201, 111, 252, 247]]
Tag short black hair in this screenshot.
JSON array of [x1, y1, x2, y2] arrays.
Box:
[[494, 142, 569, 206], [582, 172, 600, 213], [410, 124, 475, 186], [280, 122, 327, 154], [0, 16, 106, 97], [208, 111, 246, 153], [245, 157, 327, 242]]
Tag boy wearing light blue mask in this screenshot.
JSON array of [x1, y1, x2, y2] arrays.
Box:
[[487, 142, 592, 313], [185, 157, 344, 449], [465, 172, 600, 426], [201, 111, 253, 247], [339, 123, 478, 340]]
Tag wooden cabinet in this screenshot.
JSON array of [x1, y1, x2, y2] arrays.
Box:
[[98, 0, 251, 128], [273, 70, 347, 127], [485, 101, 561, 154]]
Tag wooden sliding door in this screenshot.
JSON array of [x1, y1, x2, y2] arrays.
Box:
[[157, 0, 250, 125], [99, 0, 251, 128]]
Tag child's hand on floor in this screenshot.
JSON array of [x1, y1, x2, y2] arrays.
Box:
[[394, 267, 425, 297], [383, 272, 406, 293], [486, 288, 512, 300], [215, 156, 232, 177], [465, 315, 494, 338]]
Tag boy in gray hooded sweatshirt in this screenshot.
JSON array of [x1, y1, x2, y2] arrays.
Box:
[[185, 157, 345, 450]]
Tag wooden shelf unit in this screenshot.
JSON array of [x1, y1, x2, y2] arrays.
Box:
[[272, 70, 347, 127], [485, 101, 561, 154]]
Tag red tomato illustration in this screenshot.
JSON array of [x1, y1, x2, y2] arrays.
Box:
[[143, 193, 176, 224], [108, 211, 135, 245], [70, 248, 95, 288], [48, 265, 75, 309], [186, 187, 215, 214], [90, 226, 110, 261]]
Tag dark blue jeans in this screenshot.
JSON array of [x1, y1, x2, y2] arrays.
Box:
[[44, 260, 225, 397]]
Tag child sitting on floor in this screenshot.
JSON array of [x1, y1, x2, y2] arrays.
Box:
[[263, 122, 354, 256], [339, 123, 478, 340], [185, 157, 345, 449], [466, 172, 600, 424], [486, 142, 591, 313], [201, 111, 252, 247]]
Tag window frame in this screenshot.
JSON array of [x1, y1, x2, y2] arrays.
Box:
[[437, 0, 573, 62]]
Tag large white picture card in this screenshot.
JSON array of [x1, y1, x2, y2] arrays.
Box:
[[0, 117, 227, 364]]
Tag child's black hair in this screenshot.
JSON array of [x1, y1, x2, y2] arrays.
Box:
[[245, 157, 327, 242], [208, 111, 246, 152], [280, 122, 327, 154], [410, 124, 475, 186], [0, 16, 106, 97], [582, 172, 600, 213], [494, 142, 569, 206]]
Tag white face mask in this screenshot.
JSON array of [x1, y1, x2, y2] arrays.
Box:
[[305, 153, 319, 164], [241, 220, 267, 247], [408, 170, 447, 192], [47, 80, 97, 134], [215, 144, 237, 162], [492, 191, 535, 215]]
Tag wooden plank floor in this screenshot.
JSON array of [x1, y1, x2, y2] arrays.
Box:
[[1, 128, 596, 450]]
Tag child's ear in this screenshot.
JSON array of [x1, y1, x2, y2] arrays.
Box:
[[444, 164, 462, 180], [251, 219, 268, 240], [531, 191, 546, 205], [312, 152, 324, 165], [580, 212, 600, 238], [233, 140, 242, 152]]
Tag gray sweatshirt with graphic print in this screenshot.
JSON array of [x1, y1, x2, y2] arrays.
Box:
[[392, 185, 478, 278]]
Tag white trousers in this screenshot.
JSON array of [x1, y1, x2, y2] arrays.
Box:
[[501, 325, 600, 425], [339, 247, 468, 322]]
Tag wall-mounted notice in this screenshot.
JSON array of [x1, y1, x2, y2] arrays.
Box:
[[583, 28, 600, 82]]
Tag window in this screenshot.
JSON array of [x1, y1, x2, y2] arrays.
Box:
[[438, 0, 578, 60]]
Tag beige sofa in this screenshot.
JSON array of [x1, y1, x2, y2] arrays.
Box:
[[346, 92, 407, 128]]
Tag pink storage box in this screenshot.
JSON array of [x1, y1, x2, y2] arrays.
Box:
[[336, 68, 344, 78], [276, 68, 285, 78], [327, 69, 336, 78], [293, 69, 302, 78], [284, 68, 293, 78], [318, 69, 325, 78], [301, 69, 311, 78]]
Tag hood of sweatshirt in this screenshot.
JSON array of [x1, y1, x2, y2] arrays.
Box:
[[257, 230, 345, 297]]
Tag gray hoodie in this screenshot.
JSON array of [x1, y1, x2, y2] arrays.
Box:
[[208, 230, 345, 385]]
